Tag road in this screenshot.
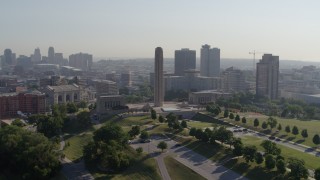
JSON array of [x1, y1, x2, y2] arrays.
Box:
[[131, 135, 248, 180]]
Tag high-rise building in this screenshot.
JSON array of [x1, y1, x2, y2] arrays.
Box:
[[3, 49, 16, 66], [48, 47, 55, 64], [256, 54, 279, 99], [54, 53, 63, 65], [120, 72, 131, 87], [69, 52, 93, 71], [32, 48, 42, 63], [221, 67, 248, 93], [200, 44, 220, 77], [174, 48, 196, 76], [154, 47, 164, 107]]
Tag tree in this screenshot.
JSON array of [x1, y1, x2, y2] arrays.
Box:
[[11, 119, 25, 127], [292, 126, 299, 136], [37, 116, 63, 138], [201, 132, 210, 142], [94, 123, 128, 145], [233, 138, 243, 156], [195, 129, 203, 140], [189, 127, 197, 137], [157, 141, 167, 152], [315, 167, 320, 180], [128, 125, 140, 138], [313, 134, 320, 146], [242, 145, 257, 163], [77, 100, 88, 108], [277, 124, 282, 131], [254, 118, 259, 127], [84, 124, 131, 172], [260, 140, 281, 156], [276, 159, 286, 174], [241, 117, 247, 124], [136, 147, 143, 154], [215, 127, 233, 144], [76, 111, 91, 129], [285, 125, 291, 134], [235, 115, 240, 122], [150, 109, 157, 120], [0, 126, 61, 179], [301, 129, 308, 139], [213, 108, 220, 116], [140, 131, 149, 141], [229, 113, 234, 119], [287, 158, 309, 179], [180, 120, 187, 128], [67, 102, 78, 113], [255, 152, 264, 164], [262, 122, 268, 129], [224, 109, 229, 118], [265, 154, 276, 170], [267, 117, 277, 131], [158, 115, 164, 123]]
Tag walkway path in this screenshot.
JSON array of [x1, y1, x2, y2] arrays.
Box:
[[131, 135, 247, 180], [60, 135, 94, 180]]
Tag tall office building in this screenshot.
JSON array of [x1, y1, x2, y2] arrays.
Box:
[[200, 44, 220, 77], [48, 47, 55, 64], [154, 47, 164, 107], [32, 48, 42, 63], [174, 48, 196, 76], [69, 52, 93, 71], [256, 54, 279, 99], [3, 49, 16, 66], [54, 53, 63, 65]]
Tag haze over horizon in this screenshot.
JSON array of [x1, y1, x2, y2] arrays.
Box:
[[1, 0, 320, 61]]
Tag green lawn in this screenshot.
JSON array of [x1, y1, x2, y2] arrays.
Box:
[[164, 156, 206, 180], [241, 135, 320, 170], [89, 153, 161, 180], [191, 113, 231, 126], [63, 133, 93, 162], [188, 121, 213, 129], [224, 112, 320, 147], [112, 115, 154, 126]]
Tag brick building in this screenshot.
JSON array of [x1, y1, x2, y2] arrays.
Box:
[[0, 90, 46, 119]]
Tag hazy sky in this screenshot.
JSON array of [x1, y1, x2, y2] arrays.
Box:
[[1, 0, 320, 61]]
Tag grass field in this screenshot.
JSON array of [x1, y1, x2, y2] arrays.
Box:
[[224, 112, 320, 147], [241, 135, 320, 170], [63, 133, 93, 162], [90, 153, 161, 180], [164, 156, 206, 180], [192, 113, 231, 126], [188, 121, 214, 129], [113, 115, 154, 126]]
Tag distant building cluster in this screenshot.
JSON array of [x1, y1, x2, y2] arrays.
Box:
[[5, 43, 317, 118]]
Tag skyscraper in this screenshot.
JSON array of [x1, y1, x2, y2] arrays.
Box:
[[2, 49, 16, 66], [200, 44, 220, 77], [154, 47, 164, 107], [69, 52, 93, 71], [48, 47, 55, 64], [256, 54, 279, 99], [32, 48, 42, 63], [54, 53, 63, 65], [174, 48, 196, 76]]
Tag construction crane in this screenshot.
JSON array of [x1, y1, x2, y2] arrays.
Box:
[[249, 50, 264, 71]]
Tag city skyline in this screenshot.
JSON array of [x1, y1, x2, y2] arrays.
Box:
[[1, 1, 320, 61]]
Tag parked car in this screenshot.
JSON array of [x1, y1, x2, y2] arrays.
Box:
[[268, 136, 276, 140]]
